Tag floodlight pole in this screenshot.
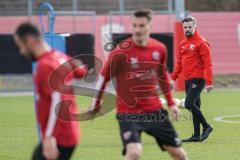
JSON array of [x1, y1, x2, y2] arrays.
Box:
[[175, 0, 185, 20], [28, 0, 33, 21], [72, 0, 78, 33], [119, 0, 125, 25], [168, 0, 173, 14], [119, 0, 125, 15], [72, 0, 78, 12]]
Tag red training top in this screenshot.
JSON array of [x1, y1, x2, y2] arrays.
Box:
[[91, 37, 175, 114], [171, 31, 213, 86], [34, 49, 86, 147]]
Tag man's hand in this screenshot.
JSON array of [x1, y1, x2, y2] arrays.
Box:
[[43, 136, 59, 160], [170, 79, 175, 91], [205, 85, 213, 93], [87, 107, 100, 119], [86, 104, 104, 121], [169, 105, 181, 121], [85, 68, 96, 82]]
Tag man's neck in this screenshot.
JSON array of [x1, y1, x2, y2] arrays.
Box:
[[133, 39, 148, 47], [34, 41, 52, 58]]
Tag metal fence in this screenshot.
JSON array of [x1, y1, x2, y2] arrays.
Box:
[[0, 0, 186, 92], [0, 0, 177, 16], [54, 11, 96, 34]]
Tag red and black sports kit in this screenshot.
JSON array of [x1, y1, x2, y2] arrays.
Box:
[[32, 50, 86, 160], [171, 31, 213, 139], [92, 37, 182, 155]]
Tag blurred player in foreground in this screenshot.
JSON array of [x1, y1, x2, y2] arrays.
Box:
[[88, 9, 188, 160], [171, 16, 213, 142], [15, 23, 87, 160]]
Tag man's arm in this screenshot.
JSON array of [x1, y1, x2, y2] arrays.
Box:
[[88, 75, 108, 112], [38, 65, 59, 139], [71, 59, 88, 78], [88, 54, 113, 112], [158, 47, 180, 120], [88, 52, 123, 114], [38, 65, 60, 159], [171, 45, 183, 81], [200, 42, 213, 91], [158, 47, 175, 108]]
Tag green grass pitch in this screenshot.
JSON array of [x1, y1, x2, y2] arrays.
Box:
[[0, 90, 240, 160]]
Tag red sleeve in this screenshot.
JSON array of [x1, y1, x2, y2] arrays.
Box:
[[70, 59, 87, 78], [158, 46, 175, 107], [37, 64, 54, 96], [37, 64, 61, 138], [171, 45, 183, 81], [90, 53, 113, 110], [200, 42, 213, 86], [73, 66, 87, 78], [64, 57, 87, 79], [100, 55, 112, 81], [63, 58, 87, 88], [90, 51, 125, 110]]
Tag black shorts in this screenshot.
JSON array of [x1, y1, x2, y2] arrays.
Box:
[[117, 109, 181, 155], [32, 143, 76, 160]]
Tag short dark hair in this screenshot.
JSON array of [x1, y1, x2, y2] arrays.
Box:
[[182, 16, 196, 25], [15, 22, 41, 40], [133, 9, 153, 21]]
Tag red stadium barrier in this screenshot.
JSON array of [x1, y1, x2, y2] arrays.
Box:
[[0, 12, 240, 76], [173, 21, 185, 91]]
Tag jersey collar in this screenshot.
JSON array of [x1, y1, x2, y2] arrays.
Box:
[[36, 49, 55, 61]]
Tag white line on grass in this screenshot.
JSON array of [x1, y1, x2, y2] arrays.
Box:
[[214, 114, 240, 124]]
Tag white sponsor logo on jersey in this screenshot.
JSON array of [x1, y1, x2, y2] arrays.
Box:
[[152, 51, 160, 60], [130, 57, 138, 69], [190, 44, 195, 51], [123, 131, 132, 140]]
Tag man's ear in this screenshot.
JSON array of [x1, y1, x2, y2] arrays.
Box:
[[194, 23, 197, 28], [149, 21, 153, 29]]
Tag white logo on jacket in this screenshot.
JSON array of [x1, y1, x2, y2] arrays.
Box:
[[152, 51, 160, 61], [189, 44, 195, 51]]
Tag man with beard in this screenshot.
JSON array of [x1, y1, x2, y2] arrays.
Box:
[[171, 16, 214, 142], [14, 22, 87, 160], [88, 9, 188, 160]]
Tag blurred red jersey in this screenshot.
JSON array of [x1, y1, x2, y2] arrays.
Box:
[[34, 49, 86, 147], [92, 38, 175, 113]]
